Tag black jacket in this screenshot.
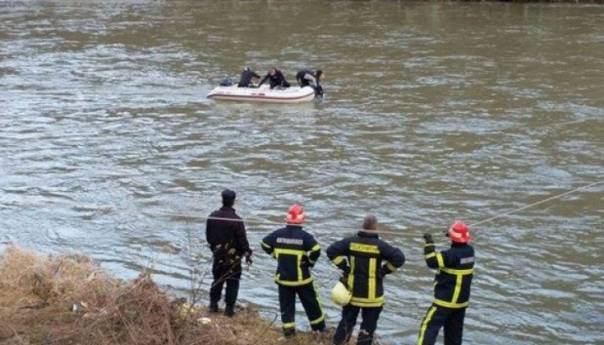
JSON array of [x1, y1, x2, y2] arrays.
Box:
[[327, 232, 405, 307], [206, 207, 251, 268], [258, 70, 290, 89], [296, 70, 317, 87], [424, 242, 475, 308], [261, 225, 321, 286], [238, 69, 260, 87]]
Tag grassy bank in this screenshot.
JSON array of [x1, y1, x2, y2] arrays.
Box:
[[0, 247, 331, 345]]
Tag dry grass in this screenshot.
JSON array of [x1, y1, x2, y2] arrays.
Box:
[[0, 247, 333, 345]]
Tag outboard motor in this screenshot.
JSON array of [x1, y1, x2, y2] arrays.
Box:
[[219, 76, 233, 87]]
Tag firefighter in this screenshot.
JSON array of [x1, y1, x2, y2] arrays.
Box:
[[205, 189, 252, 317], [327, 215, 405, 345], [417, 221, 475, 345], [260, 204, 326, 337]]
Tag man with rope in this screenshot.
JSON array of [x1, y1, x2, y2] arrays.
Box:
[[417, 221, 475, 345]]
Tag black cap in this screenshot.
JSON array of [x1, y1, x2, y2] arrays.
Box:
[[221, 189, 236, 200]]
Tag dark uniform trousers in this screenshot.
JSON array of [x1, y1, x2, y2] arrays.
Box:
[[210, 264, 241, 308], [279, 283, 325, 336], [417, 304, 466, 345], [334, 305, 383, 345]]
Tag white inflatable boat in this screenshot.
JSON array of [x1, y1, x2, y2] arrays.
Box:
[[207, 85, 316, 103]]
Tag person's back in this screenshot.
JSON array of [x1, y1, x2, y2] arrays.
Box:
[[430, 242, 474, 309], [205, 189, 252, 317], [237, 67, 260, 87], [258, 68, 291, 89], [263, 225, 316, 285], [327, 215, 405, 345], [261, 204, 325, 337], [206, 207, 246, 257], [417, 221, 475, 345], [296, 69, 323, 96]]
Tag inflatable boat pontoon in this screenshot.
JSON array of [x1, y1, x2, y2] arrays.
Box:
[[207, 85, 316, 103]]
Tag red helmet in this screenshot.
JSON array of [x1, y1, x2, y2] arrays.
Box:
[[286, 204, 305, 224], [448, 221, 473, 244]]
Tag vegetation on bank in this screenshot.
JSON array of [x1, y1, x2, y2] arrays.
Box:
[[0, 247, 332, 345]]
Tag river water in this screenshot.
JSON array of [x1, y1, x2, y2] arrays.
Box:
[[1, 1, 603, 344]]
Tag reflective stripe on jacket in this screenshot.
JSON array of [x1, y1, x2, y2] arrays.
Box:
[[424, 243, 475, 308], [327, 232, 405, 307], [261, 225, 321, 286]]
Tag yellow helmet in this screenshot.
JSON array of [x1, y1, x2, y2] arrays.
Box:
[[331, 281, 352, 306]]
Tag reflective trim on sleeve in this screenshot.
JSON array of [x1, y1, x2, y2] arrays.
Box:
[[386, 262, 398, 272], [436, 252, 444, 268], [331, 256, 345, 265], [261, 241, 272, 249], [347, 256, 355, 291], [310, 244, 321, 252], [424, 252, 436, 259]]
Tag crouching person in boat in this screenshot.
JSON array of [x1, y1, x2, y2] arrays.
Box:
[[237, 67, 260, 87], [327, 215, 405, 345], [260, 204, 326, 337], [296, 69, 324, 97], [417, 221, 475, 345], [258, 68, 291, 89]]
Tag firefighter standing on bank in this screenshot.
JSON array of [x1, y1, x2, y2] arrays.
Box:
[[417, 221, 475, 345], [327, 215, 405, 345], [205, 189, 252, 317], [261, 204, 326, 337]]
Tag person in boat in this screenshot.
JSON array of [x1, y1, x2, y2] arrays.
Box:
[[237, 67, 260, 87], [260, 204, 326, 337], [327, 215, 405, 345], [257, 68, 291, 89], [417, 221, 475, 345], [205, 189, 253, 317], [296, 69, 324, 96]]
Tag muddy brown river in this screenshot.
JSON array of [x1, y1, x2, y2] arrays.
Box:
[[1, 1, 603, 344]]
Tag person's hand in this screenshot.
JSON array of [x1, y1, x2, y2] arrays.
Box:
[[378, 265, 388, 279], [302, 256, 314, 269], [423, 233, 434, 244], [245, 252, 253, 265]]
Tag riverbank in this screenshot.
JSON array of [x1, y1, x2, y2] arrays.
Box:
[[0, 247, 332, 345]]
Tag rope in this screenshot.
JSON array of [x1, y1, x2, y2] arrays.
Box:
[[200, 178, 603, 236], [469, 179, 603, 227], [204, 216, 396, 235]]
